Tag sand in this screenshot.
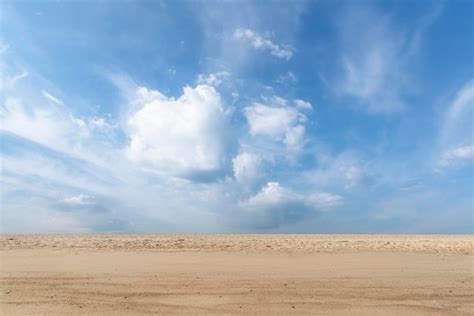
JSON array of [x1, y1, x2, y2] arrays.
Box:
[[1, 234, 473, 315]]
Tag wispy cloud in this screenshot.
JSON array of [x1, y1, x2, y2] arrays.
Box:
[[7, 70, 28, 88], [443, 80, 474, 130], [306, 150, 366, 190], [1, 97, 85, 153], [336, 6, 407, 113], [407, 2, 444, 55], [41, 90, 64, 106], [334, 3, 443, 114], [438, 145, 474, 169], [276, 71, 297, 85], [233, 28, 294, 60], [436, 79, 474, 170]]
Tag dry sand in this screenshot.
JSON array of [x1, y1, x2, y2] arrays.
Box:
[[0, 234, 473, 315]]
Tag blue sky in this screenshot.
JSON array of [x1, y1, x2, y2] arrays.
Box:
[[0, 0, 472, 233]]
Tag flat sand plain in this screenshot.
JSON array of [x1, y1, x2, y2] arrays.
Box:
[[1, 234, 473, 315]]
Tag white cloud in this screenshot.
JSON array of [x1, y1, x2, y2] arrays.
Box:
[[294, 99, 312, 110], [197, 71, 230, 87], [233, 28, 294, 60], [0, 68, 29, 94], [283, 124, 305, 148], [61, 194, 93, 205], [308, 151, 365, 190], [335, 6, 409, 113], [5, 70, 29, 90], [437, 80, 474, 170], [89, 117, 111, 130], [335, 4, 443, 114], [244, 182, 285, 206], [271, 96, 288, 107], [41, 90, 64, 106], [241, 182, 342, 215], [0, 94, 118, 170], [444, 80, 474, 129], [245, 104, 296, 138], [340, 47, 404, 113], [438, 145, 474, 169], [244, 99, 307, 149], [240, 181, 343, 228], [1, 97, 87, 151], [126, 84, 233, 177], [1, 150, 115, 199], [407, 2, 444, 55], [232, 152, 263, 184]]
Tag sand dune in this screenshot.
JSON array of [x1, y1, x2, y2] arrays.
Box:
[[1, 235, 473, 315]]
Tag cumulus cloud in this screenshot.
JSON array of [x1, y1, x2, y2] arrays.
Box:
[[126, 84, 233, 178], [244, 182, 342, 209], [240, 182, 342, 227], [245, 104, 299, 137], [243, 182, 285, 206], [293, 99, 312, 110], [233, 28, 294, 60], [283, 124, 305, 148], [244, 97, 307, 149], [232, 152, 263, 184]]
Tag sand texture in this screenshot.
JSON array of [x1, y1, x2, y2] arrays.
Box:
[[1, 234, 473, 315]]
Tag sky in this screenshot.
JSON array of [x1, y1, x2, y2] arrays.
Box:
[[0, 0, 473, 233]]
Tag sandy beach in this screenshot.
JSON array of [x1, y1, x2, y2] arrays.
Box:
[[1, 234, 473, 315]]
